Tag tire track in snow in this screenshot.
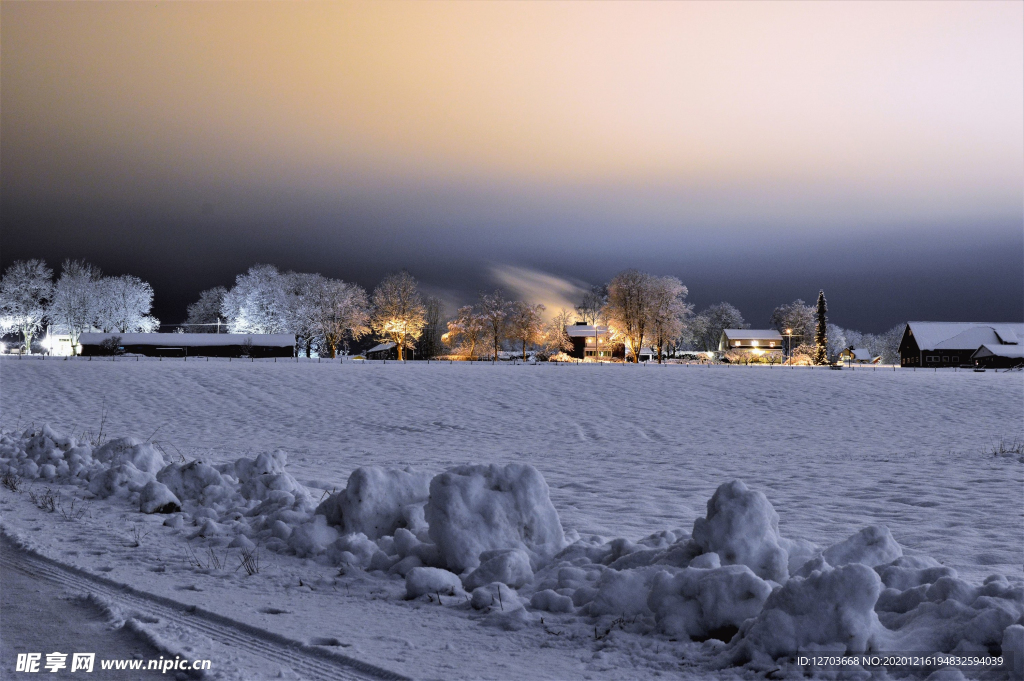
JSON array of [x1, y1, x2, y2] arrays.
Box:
[[0, 531, 409, 681]]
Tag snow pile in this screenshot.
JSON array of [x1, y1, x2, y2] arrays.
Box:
[[691, 479, 790, 583], [315, 466, 430, 539], [424, 464, 566, 572], [2, 425, 1022, 675]]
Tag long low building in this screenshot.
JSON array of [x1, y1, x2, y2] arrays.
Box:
[[971, 344, 1024, 369], [899, 322, 1024, 368], [78, 333, 295, 358]]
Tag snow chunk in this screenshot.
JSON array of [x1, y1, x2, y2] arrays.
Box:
[[287, 515, 339, 558], [463, 549, 533, 591], [692, 480, 789, 583], [315, 466, 431, 539], [157, 461, 234, 508], [736, 563, 883, 658], [822, 525, 903, 568], [93, 438, 165, 474], [530, 589, 574, 613], [139, 481, 181, 514], [648, 565, 772, 641], [425, 464, 565, 573], [405, 567, 465, 600]]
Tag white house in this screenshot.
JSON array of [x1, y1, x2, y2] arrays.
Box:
[[719, 329, 784, 355]]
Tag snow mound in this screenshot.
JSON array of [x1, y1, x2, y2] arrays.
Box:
[[822, 525, 903, 568], [463, 549, 533, 591], [315, 466, 431, 539], [406, 567, 465, 600], [692, 480, 789, 583], [424, 464, 565, 572], [735, 563, 883, 659], [139, 480, 181, 514], [648, 565, 772, 641]]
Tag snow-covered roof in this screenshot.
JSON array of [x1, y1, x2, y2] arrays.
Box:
[[721, 329, 783, 341], [971, 344, 1024, 359], [565, 325, 609, 338], [365, 342, 396, 353], [906, 323, 1024, 351], [849, 348, 879, 361], [78, 333, 294, 347]]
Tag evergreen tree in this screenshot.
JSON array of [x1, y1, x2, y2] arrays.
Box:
[[814, 290, 828, 365]]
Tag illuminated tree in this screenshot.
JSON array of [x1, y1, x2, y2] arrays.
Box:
[[97, 274, 159, 333], [306, 276, 370, 358], [221, 264, 289, 334], [478, 290, 512, 361], [443, 305, 485, 358], [371, 271, 426, 361], [814, 290, 828, 365], [508, 301, 546, 360], [647, 275, 692, 363], [0, 259, 53, 353], [543, 308, 575, 355], [603, 269, 655, 363], [49, 259, 103, 350]]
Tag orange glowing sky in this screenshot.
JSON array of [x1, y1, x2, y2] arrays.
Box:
[[2, 2, 1022, 327]]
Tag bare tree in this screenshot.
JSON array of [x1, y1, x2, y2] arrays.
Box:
[[0, 259, 53, 353], [575, 285, 606, 325], [544, 308, 575, 356], [97, 275, 159, 333], [49, 259, 103, 351], [185, 286, 227, 333], [442, 305, 485, 358], [418, 297, 445, 360], [689, 303, 747, 352], [478, 291, 512, 361], [370, 271, 426, 361], [769, 299, 815, 345], [308, 277, 370, 358], [647, 276, 692, 363], [603, 269, 655, 363], [507, 301, 546, 360]]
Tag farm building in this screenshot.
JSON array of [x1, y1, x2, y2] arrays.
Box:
[[719, 329, 784, 355], [364, 341, 417, 360], [899, 322, 1024, 368], [78, 333, 294, 358], [971, 344, 1024, 369], [839, 348, 881, 364]]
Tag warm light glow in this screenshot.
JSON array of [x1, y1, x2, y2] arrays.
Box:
[[751, 340, 759, 347]]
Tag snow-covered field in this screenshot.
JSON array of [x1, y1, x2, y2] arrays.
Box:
[[1, 357, 1022, 680]]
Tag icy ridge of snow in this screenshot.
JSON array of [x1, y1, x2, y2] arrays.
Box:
[[2, 424, 1022, 675]]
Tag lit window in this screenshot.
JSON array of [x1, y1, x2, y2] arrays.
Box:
[[769, 342, 775, 347], [751, 340, 759, 347]]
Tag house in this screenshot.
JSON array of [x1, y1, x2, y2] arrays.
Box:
[[719, 329, 784, 356], [898, 322, 1024, 368], [565, 324, 621, 360], [78, 333, 294, 358], [839, 348, 881, 364], [971, 344, 1024, 369], [364, 341, 415, 360]]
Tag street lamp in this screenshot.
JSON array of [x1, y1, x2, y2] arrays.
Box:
[[785, 328, 793, 363]]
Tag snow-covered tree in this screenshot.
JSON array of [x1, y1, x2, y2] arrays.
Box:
[[814, 290, 828, 365], [543, 308, 575, 356], [185, 286, 227, 333], [647, 276, 692, 363], [478, 291, 512, 361], [769, 299, 815, 346], [370, 271, 426, 361], [442, 305, 485, 358], [48, 259, 103, 350], [221, 264, 289, 334], [689, 302, 747, 352], [876, 324, 904, 365], [575, 285, 606, 325], [507, 301, 546, 361], [305, 276, 370, 358], [0, 259, 53, 353], [97, 274, 159, 333], [603, 269, 656, 363], [826, 323, 848, 362]]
